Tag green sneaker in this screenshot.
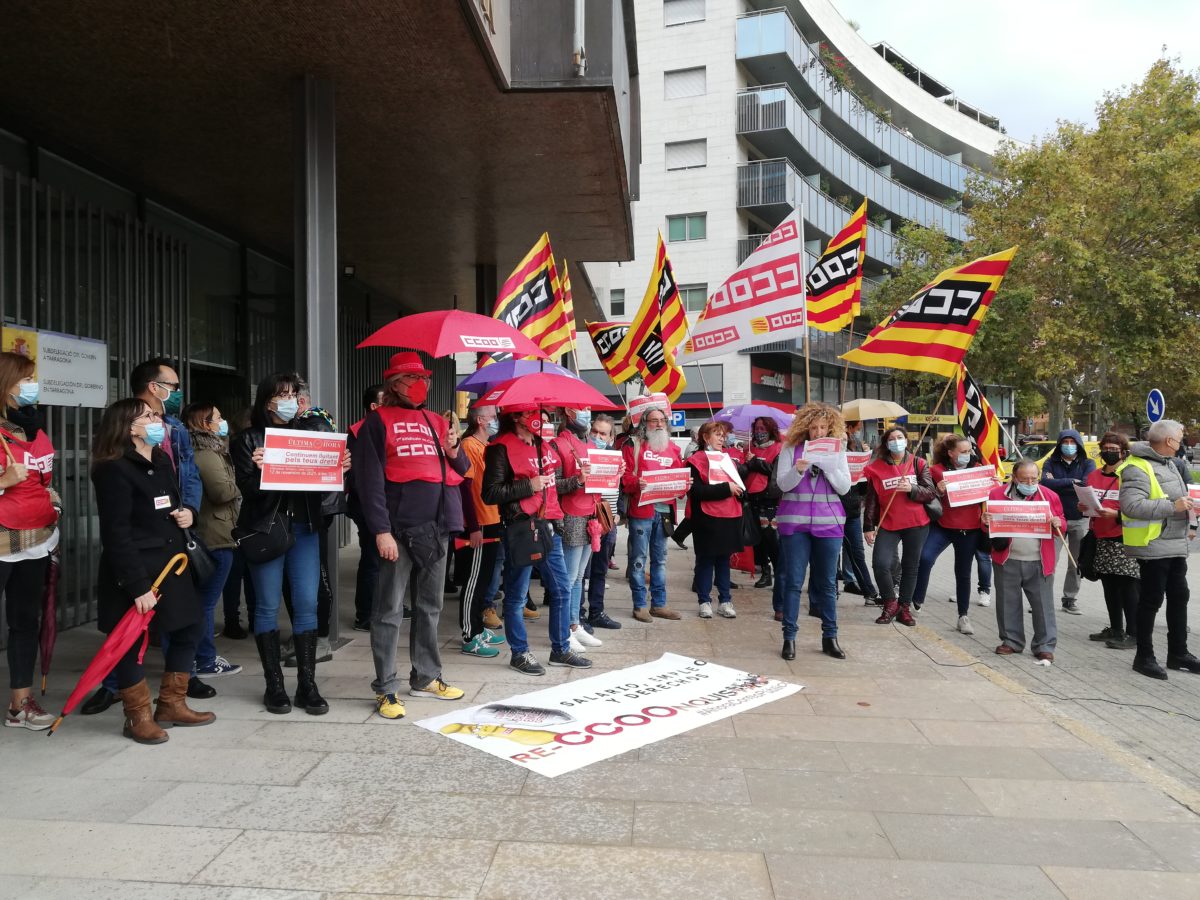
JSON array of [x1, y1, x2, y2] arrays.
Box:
[[482, 628, 506, 646], [462, 635, 500, 658]]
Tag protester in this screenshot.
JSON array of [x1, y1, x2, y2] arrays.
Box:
[[232, 372, 342, 716], [553, 406, 605, 652], [1040, 429, 1096, 615], [91, 398, 214, 743], [454, 404, 506, 657], [354, 353, 468, 715], [1086, 432, 1139, 650], [621, 396, 688, 623], [839, 420, 878, 606], [984, 459, 1066, 662], [581, 413, 622, 630], [347, 384, 385, 631], [863, 427, 935, 625], [746, 416, 782, 590], [0, 353, 61, 731], [912, 434, 991, 635], [181, 401, 242, 678], [776, 403, 851, 661], [1117, 419, 1200, 679], [686, 421, 745, 620], [482, 405, 591, 675]]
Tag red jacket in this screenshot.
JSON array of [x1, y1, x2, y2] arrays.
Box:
[[621, 439, 685, 520], [986, 483, 1067, 576], [931, 463, 985, 531], [1087, 467, 1123, 540]]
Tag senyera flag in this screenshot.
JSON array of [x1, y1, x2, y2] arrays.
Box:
[[587, 321, 634, 384], [586, 319, 685, 402], [806, 200, 868, 332], [956, 364, 1004, 471], [560, 260, 579, 359], [682, 211, 804, 361], [840, 247, 1018, 379], [483, 233, 571, 366]]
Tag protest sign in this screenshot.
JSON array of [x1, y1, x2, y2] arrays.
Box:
[[637, 468, 691, 506], [1074, 483, 1104, 517], [847, 451, 871, 485], [986, 500, 1052, 539], [802, 437, 844, 470], [704, 451, 745, 489], [584, 449, 623, 494], [260, 428, 347, 491], [942, 465, 996, 508]]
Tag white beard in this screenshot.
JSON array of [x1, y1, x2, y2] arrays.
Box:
[[647, 429, 670, 452]]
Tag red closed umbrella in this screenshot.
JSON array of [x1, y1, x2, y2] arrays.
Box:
[[38, 544, 61, 694], [357, 310, 548, 360], [475, 373, 620, 411], [47, 553, 189, 735]]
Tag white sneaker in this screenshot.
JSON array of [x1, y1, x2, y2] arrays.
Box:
[[573, 627, 602, 648], [977, 590, 991, 608], [718, 602, 737, 619], [698, 602, 713, 619], [957, 615, 974, 635], [568, 632, 587, 653]]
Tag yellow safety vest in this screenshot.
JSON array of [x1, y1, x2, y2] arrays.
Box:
[[1115, 456, 1166, 547]]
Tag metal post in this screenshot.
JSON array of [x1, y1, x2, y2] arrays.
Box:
[[294, 74, 343, 647]]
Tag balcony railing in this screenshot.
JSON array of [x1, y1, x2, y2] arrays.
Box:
[[737, 84, 967, 240]]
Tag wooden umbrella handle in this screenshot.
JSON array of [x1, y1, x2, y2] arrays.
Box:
[[150, 553, 189, 594]]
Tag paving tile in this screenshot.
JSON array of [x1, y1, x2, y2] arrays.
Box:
[[302, 750, 529, 793], [639, 735, 846, 771], [809, 695, 1000, 721], [242, 719, 443, 754], [1124, 821, 1200, 871], [770, 674, 882, 696], [0, 876, 38, 898], [872, 677, 1013, 700], [633, 802, 895, 858], [168, 691, 376, 723], [726, 690, 814, 716], [193, 830, 494, 896], [83, 746, 324, 785], [0, 731, 129, 778], [13, 880, 323, 899], [766, 854, 1064, 899], [1035, 749, 1141, 782], [912, 719, 1087, 750], [0, 818, 239, 882], [964, 777, 1195, 822], [479, 841, 774, 899], [974, 698, 1051, 722], [747, 769, 988, 816], [733, 713, 929, 744], [877, 812, 1172, 869], [522, 761, 750, 804], [16, 775, 175, 823], [1044, 867, 1200, 899], [835, 743, 1067, 780]]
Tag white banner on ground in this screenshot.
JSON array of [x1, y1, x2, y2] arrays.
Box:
[[416, 653, 802, 778]]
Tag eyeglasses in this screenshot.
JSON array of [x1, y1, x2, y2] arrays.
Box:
[[154, 380, 181, 391], [273, 392, 298, 401], [135, 411, 163, 423], [397, 374, 431, 384]]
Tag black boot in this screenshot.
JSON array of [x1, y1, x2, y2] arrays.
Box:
[[187, 676, 216, 699], [80, 686, 119, 716], [755, 566, 773, 589], [1166, 651, 1200, 673], [1133, 655, 1169, 680], [293, 632, 330, 715], [255, 630, 292, 714], [781, 639, 796, 661], [822, 637, 846, 660]]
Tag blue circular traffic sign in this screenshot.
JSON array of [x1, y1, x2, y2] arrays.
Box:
[[1146, 388, 1166, 423]]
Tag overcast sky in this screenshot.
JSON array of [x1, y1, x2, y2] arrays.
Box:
[[831, 0, 1200, 142]]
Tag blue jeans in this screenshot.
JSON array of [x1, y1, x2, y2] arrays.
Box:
[[781, 531, 841, 640], [584, 527, 617, 617], [484, 537, 505, 606], [249, 522, 321, 635], [504, 530, 570, 655], [913, 525, 981, 616], [561, 542, 593, 626], [194, 549, 234, 669], [694, 554, 731, 605], [627, 515, 668, 609], [976, 548, 993, 593]]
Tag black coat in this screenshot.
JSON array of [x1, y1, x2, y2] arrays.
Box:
[[230, 426, 325, 533], [91, 446, 200, 633], [688, 464, 747, 559]]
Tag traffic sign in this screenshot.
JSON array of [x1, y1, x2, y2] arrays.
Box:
[[1147, 388, 1166, 423], [669, 410, 685, 428]]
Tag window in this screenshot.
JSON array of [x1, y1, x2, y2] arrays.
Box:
[[667, 214, 706, 242], [610, 289, 625, 317], [665, 139, 707, 171], [664, 66, 706, 99], [678, 283, 708, 313], [664, 0, 704, 26]]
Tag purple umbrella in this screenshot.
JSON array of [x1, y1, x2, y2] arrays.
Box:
[[712, 404, 793, 432], [456, 359, 578, 394]]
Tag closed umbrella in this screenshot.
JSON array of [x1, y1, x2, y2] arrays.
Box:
[[840, 398, 909, 421], [712, 404, 793, 432], [456, 359, 577, 394], [357, 309, 548, 360], [38, 544, 61, 694]]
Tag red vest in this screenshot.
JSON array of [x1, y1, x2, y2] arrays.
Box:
[[745, 440, 782, 495], [687, 451, 743, 519], [375, 407, 462, 486], [864, 455, 930, 531], [1087, 468, 1123, 540], [496, 431, 563, 520], [553, 430, 596, 517], [622, 439, 684, 520], [0, 429, 57, 530]]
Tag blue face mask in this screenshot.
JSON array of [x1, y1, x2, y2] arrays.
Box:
[[888, 439, 907, 455], [1016, 482, 1039, 497], [1061, 443, 1077, 458], [216, 420, 229, 438], [15, 382, 39, 407], [142, 422, 166, 448], [274, 398, 299, 423], [591, 435, 611, 450], [485, 418, 500, 437], [956, 453, 972, 467], [570, 409, 592, 431]]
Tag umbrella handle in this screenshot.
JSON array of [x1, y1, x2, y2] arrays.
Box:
[[150, 553, 189, 594], [46, 714, 65, 736]]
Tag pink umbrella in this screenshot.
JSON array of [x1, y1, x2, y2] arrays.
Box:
[[475, 373, 620, 411], [357, 310, 548, 360]]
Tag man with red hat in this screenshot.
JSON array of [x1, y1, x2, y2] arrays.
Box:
[[353, 352, 469, 719]]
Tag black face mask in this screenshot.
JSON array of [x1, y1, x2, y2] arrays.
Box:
[[1100, 450, 1121, 466]]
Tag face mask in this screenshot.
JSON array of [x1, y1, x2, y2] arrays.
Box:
[[485, 418, 499, 437], [157, 384, 183, 417], [1101, 450, 1121, 466], [956, 453, 972, 467], [274, 398, 299, 422], [528, 417, 543, 434], [888, 439, 907, 455], [216, 420, 229, 438], [569, 409, 592, 431], [753, 430, 769, 445], [1061, 443, 1077, 458], [15, 382, 39, 407], [141, 422, 166, 447], [591, 435, 610, 450], [1016, 482, 1039, 497], [403, 381, 429, 407]]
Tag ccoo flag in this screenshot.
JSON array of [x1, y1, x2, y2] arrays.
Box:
[[587, 317, 686, 402], [955, 364, 1003, 471], [683, 212, 805, 361], [485, 233, 570, 365], [840, 247, 1017, 379], [806, 200, 868, 332]]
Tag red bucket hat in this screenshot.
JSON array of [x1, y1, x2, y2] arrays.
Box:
[[383, 351, 431, 380]]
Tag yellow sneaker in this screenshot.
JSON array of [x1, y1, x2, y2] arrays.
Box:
[[482, 607, 503, 630], [375, 692, 406, 720], [409, 679, 465, 701]]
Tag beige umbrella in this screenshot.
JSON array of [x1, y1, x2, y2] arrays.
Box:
[[840, 398, 909, 420]]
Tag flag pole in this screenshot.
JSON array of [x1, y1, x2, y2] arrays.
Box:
[[873, 373, 956, 531], [798, 202, 812, 404], [839, 326, 853, 406], [679, 312, 716, 418]]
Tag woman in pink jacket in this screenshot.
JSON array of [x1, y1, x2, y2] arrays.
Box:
[[982, 459, 1066, 663]]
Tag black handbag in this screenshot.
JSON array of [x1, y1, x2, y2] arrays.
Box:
[[397, 410, 451, 570], [233, 497, 295, 563], [740, 502, 763, 546], [506, 516, 554, 568], [1078, 530, 1099, 581], [182, 527, 217, 585], [912, 458, 943, 522]]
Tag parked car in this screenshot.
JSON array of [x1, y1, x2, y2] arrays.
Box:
[[1000, 439, 1101, 481]]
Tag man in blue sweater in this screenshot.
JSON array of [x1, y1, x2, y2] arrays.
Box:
[[1040, 429, 1095, 615]]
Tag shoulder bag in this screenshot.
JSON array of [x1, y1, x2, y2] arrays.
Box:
[[232, 495, 295, 563], [396, 412, 450, 570]]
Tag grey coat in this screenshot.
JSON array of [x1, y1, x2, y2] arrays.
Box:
[[1118, 442, 1189, 559]]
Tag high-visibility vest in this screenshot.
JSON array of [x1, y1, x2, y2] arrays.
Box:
[[1116, 456, 1166, 547]]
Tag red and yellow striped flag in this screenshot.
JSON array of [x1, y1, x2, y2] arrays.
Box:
[[806, 200, 867, 332], [840, 247, 1017, 379], [955, 364, 1003, 472], [485, 233, 570, 365]]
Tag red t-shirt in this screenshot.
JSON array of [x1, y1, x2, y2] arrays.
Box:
[[1087, 467, 1123, 540]]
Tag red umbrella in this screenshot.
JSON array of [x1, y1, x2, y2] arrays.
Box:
[[47, 553, 189, 736], [475, 373, 620, 411], [38, 544, 61, 694], [357, 309, 548, 360]]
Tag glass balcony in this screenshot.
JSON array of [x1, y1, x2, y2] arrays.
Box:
[[736, 8, 973, 194], [737, 84, 967, 240]]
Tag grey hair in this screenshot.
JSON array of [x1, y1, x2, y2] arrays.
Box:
[[592, 413, 615, 427], [1011, 459, 1040, 479], [1147, 419, 1184, 443]]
